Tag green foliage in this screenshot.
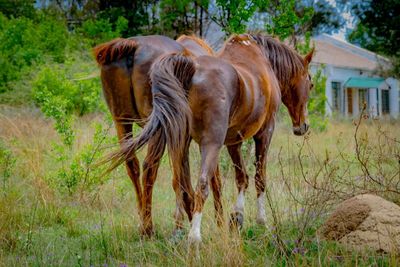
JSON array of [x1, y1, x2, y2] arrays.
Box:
[[47, 122, 114, 194], [309, 67, 328, 131], [0, 141, 16, 193], [32, 67, 74, 146], [31, 58, 110, 194], [350, 0, 400, 78], [95, 2, 152, 37], [159, 0, 192, 36], [0, 0, 36, 19], [263, 0, 313, 41], [0, 13, 68, 92], [215, 0, 258, 35], [32, 65, 102, 146], [80, 16, 128, 45]]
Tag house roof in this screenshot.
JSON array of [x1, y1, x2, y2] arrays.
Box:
[[344, 77, 386, 88], [312, 34, 390, 71]]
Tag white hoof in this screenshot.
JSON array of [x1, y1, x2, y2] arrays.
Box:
[[256, 193, 266, 225], [188, 212, 202, 245], [256, 215, 267, 225], [188, 231, 202, 245]]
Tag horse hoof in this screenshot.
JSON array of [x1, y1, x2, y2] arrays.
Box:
[[256, 216, 267, 225], [187, 236, 201, 261], [140, 226, 154, 237], [188, 231, 202, 245], [229, 211, 244, 231]]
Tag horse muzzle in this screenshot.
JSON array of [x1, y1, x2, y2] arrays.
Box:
[[293, 123, 309, 136]]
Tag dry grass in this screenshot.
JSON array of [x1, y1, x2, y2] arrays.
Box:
[[0, 105, 399, 266]]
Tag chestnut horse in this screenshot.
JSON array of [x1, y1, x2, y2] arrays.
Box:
[[111, 33, 314, 244], [94, 35, 213, 235]]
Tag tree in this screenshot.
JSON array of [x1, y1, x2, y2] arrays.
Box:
[[158, 0, 210, 38], [0, 0, 36, 19], [261, 0, 313, 43], [349, 0, 400, 77], [213, 0, 258, 35], [259, 0, 349, 44]]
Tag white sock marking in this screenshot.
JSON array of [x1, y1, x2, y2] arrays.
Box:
[[257, 192, 266, 224], [235, 190, 245, 214], [188, 212, 202, 243]]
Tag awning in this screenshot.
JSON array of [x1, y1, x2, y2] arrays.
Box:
[[344, 77, 386, 88]]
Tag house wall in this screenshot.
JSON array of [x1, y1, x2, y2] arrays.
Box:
[[311, 63, 399, 118], [369, 88, 378, 117], [315, 65, 372, 116], [386, 78, 399, 118]]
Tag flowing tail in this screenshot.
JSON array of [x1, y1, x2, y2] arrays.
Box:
[[107, 53, 196, 171]]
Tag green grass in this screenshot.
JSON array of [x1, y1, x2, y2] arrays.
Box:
[[0, 105, 399, 266]]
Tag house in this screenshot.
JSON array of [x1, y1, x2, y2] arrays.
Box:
[[311, 34, 399, 118]]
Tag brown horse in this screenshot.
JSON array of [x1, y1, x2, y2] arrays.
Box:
[[94, 35, 214, 236], [112, 33, 314, 244]]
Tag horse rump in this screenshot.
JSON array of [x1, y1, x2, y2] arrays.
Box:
[[106, 53, 196, 171], [93, 38, 137, 66]]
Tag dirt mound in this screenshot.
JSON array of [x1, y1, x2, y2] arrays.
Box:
[[320, 194, 400, 253]]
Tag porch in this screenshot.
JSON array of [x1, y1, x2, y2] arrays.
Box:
[[331, 77, 390, 117]]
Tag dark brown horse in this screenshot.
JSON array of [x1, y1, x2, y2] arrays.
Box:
[[111, 33, 314, 244], [94, 35, 214, 235]]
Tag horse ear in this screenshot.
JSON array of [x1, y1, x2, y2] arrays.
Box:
[[304, 47, 315, 65]]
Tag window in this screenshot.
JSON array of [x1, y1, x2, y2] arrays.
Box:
[[382, 89, 390, 114], [331, 82, 341, 111]]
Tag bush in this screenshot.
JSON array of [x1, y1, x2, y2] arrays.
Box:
[[308, 67, 328, 131], [0, 141, 16, 193], [80, 16, 128, 45], [32, 65, 103, 145], [48, 122, 114, 194], [0, 13, 68, 92]]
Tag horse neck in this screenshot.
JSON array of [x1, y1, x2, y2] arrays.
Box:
[[263, 55, 303, 97]]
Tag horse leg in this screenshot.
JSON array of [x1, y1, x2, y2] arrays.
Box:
[[253, 125, 274, 225], [172, 140, 194, 235], [141, 135, 165, 236], [188, 142, 222, 245], [115, 122, 142, 213], [227, 143, 249, 229], [210, 165, 223, 226]]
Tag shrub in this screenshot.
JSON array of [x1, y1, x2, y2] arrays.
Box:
[[32, 65, 102, 146], [47, 122, 114, 195], [80, 16, 128, 45], [308, 67, 328, 131], [0, 13, 68, 92], [0, 141, 16, 193]]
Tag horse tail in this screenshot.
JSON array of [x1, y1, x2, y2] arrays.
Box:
[[108, 53, 196, 171], [93, 38, 137, 66]]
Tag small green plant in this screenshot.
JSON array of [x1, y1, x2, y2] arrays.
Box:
[[32, 67, 75, 146], [0, 141, 16, 193], [308, 67, 328, 131], [32, 64, 103, 145], [44, 121, 114, 195]]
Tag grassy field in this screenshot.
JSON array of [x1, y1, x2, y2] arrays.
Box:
[[0, 105, 399, 266]]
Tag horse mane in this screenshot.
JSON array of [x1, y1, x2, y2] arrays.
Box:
[[249, 33, 306, 92], [177, 34, 214, 55], [93, 38, 137, 66]]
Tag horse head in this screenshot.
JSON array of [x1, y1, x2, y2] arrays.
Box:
[[281, 48, 314, 136]]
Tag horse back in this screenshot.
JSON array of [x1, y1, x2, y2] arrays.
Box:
[[188, 54, 279, 145], [177, 35, 214, 57]]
